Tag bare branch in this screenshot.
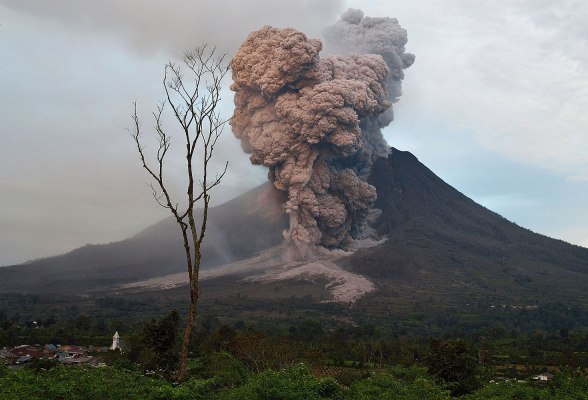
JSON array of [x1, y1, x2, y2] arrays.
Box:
[[128, 44, 229, 382]]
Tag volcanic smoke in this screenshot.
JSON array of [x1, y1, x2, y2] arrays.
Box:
[[230, 9, 414, 259]]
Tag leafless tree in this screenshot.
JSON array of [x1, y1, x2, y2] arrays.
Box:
[[129, 45, 229, 382]]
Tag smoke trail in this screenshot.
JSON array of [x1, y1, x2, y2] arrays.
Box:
[[230, 9, 413, 259]]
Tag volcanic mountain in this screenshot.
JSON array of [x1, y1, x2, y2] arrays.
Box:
[[2, 148, 588, 312], [0, 182, 288, 293]]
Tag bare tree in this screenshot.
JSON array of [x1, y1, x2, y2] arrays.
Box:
[[129, 45, 229, 381]]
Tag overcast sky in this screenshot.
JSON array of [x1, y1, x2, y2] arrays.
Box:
[[1, 0, 587, 266]]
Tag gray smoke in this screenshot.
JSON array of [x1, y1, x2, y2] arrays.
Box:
[[324, 8, 415, 174], [230, 9, 413, 259]]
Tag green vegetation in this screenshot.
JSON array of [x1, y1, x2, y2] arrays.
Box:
[[423, 339, 479, 396], [131, 310, 181, 375], [3, 361, 588, 399], [0, 365, 216, 400], [463, 374, 588, 400], [4, 286, 588, 341], [3, 300, 588, 398]]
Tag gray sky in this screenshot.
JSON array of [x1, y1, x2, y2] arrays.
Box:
[[1, 0, 587, 266]]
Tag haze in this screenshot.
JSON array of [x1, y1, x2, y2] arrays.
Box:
[[1, 0, 587, 266]]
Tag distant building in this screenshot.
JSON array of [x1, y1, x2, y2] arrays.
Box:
[[533, 372, 555, 382], [0, 349, 13, 364], [8, 345, 45, 360], [60, 356, 95, 365], [58, 345, 86, 358], [16, 355, 31, 364], [110, 331, 123, 351], [3, 343, 99, 366]]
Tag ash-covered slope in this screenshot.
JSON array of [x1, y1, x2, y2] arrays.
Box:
[[340, 148, 588, 306], [0, 183, 287, 293], [106, 147, 588, 310], [2, 148, 587, 303]]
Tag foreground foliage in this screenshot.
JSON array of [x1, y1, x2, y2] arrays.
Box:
[[463, 374, 588, 400], [0, 362, 445, 400], [2, 360, 588, 400]]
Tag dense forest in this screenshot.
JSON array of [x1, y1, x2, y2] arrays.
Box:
[[3, 300, 588, 399]]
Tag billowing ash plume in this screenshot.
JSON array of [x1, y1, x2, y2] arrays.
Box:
[[324, 9, 415, 172], [230, 9, 413, 259]]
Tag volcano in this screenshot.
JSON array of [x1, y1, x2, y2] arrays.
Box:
[[1, 148, 588, 312], [0, 182, 287, 293]]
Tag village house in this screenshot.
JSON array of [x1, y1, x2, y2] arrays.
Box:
[[1, 348, 13, 363], [532, 372, 555, 382], [5, 345, 46, 361], [1, 343, 100, 367], [57, 345, 87, 359], [1, 335, 122, 368], [59, 354, 96, 365]]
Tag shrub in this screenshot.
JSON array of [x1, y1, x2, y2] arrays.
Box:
[[348, 372, 450, 400], [218, 363, 343, 400], [197, 352, 250, 388]]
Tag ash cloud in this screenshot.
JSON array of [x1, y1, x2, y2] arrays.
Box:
[[231, 10, 413, 259], [324, 8, 415, 164]]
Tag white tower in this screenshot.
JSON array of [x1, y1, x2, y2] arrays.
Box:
[[110, 331, 120, 351]]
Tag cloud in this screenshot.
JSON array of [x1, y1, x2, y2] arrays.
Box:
[[417, 1, 588, 180], [0, 0, 344, 56]]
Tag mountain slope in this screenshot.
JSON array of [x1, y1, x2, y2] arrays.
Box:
[[0, 183, 287, 293], [1, 147, 587, 306], [339, 149, 588, 309]]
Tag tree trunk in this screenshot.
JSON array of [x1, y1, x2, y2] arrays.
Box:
[[177, 281, 198, 381]]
